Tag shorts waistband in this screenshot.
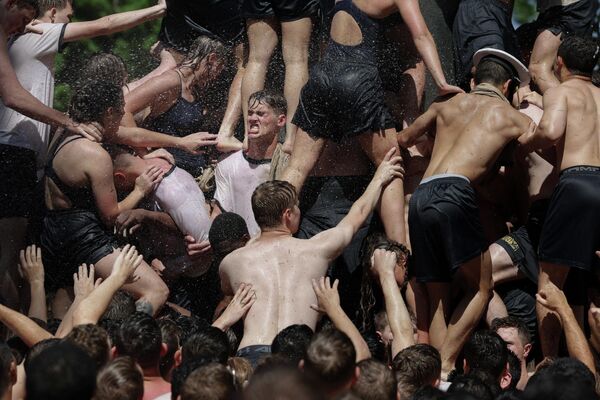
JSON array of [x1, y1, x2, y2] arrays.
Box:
[[560, 165, 600, 176], [420, 174, 470, 185], [236, 345, 272, 357]]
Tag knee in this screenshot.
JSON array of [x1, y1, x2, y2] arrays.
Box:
[[146, 283, 169, 311]]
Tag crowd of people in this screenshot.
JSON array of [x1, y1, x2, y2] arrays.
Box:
[[0, 0, 599, 399]]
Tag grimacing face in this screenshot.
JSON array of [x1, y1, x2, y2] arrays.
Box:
[[247, 101, 281, 142]]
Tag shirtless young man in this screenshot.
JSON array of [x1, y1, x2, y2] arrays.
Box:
[[519, 35, 600, 360], [398, 48, 535, 376], [219, 148, 403, 366]]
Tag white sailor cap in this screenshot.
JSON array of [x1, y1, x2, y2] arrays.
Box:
[[473, 48, 530, 87]]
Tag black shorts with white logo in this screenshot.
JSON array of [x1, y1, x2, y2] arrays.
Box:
[[535, 0, 597, 37]]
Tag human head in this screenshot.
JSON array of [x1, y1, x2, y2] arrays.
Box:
[[114, 312, 166, 370], [23, 338, 60, 373], [182, 327, 229, 365], [302, 328, 358, 396], [208, 212, 250, 260], [447, 374, 494, 400], [491, 316, 532, 363], [107, 145, 147, 191], [65, 324, 110, 369], [501, 351, 521, 391], [392, 344, 441, 399], [171, 359, 210, 400], [81, 53, 129, 88], [38, 0, 72, 23], [271, 324, 313, 365], [94, 356, 144, 400], [69, 80, 125, 138], [3, 0, 38, 36], [251, 181, 300, 233], [556, 35, 600, 80], [26, 342, 96, 400], [244, 364, 324, 400], [102, 290, 136, 323], [0, 343, 15, 398], [474, 58, 514, 96], [227, 357, 253, 390], [374, 311, 393, 348], [462, 330, 508, 380], [157, 318, 181, 380], [180, 363, 235, 400], [247, 90, 286, 145], [524, 358, 598, 400], [181, 36, 228, 90], [352, 359, 396, 400]]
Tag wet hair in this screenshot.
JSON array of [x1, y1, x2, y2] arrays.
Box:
[[304, 328, 356, 393], [392, 344, 441, 399], [491, 316, 531, 346], [447, 374, 494, 400], [38, 0, 69, 14], [271, 324, 313, 365], [15, 0, 40, 17], [176, 315, 210, 345], [505, 350, 521, 391], [463, 330, 508, 379], [474, 58, 513, 86], [69, 80, 124, 124], [352, 359, 396, 400], [362, 331, 387, 363], [114, 312, 163, 370], [497, 389, 524, 400], [251, 180, 298, 230], [172, 359, 211, 400], [523, 359, 599, 400], [527, 357, 596, 392], [180, 36, 229, 94], [158, 318, 181, 379], [411, 385, 446, 400], [80, 53, 128, 88], [245, 364, 324, 400], [180, 363, 235, 400], [94, 356, 144, 400], [227, 357, 253, 390], [23, 338, 60, 373], [358, 231, 410, 332], [0, 343, 14, 397], [26, 342, 96, 400], [182, 327, 230, 365], [558, 35, 600, 77], [248, 90, 287, 116], [65, 324, 110, 369], [208, 212, 250, 259], [101, 290, 136, 323]]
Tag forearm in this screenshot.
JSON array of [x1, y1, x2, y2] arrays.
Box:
[[117, 188, 146, 216], [55, 297, 83, 338], [142, 210, 179, 232], [93, 5, 165, 36], [559, 306, 596, 374], [3, 86, 71, 128], [115, 126, 181, 149], [380, 273, 414, 357], [0, 305, 52, 347], [327, 306, 371, 362], [344, 178, 384, 229], [413, 33, 448, 88], [72, 277, 123, 325], [27, 281, 47, 323]]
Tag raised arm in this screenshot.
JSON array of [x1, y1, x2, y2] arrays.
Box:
[[18, 245, 46, 323], [372, 249, 414, 358], [0, 305, 52, 347], [62, 0, 166, 42], [398, 102, 438, 148], [311, 277, 371, 362], [519, 87, 567, 151], [115, 127, 218, 155], [122, 71, 180, 128], [312, 148, 404, 261], [396, 0, 462, 95]]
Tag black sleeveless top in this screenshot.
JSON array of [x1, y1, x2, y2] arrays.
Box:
[[45, 136, 96, 211]]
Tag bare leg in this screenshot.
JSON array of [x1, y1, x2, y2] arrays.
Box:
[[490, 243, 521, 285], [241, 18, 279, 145], [406, 279, 430, 344], [280, 17, 313, 154], [537, 262, 569, 358], [93, 249, 169, 316], [217, 42, 246, 153], [529, 30, 562, 93], [441, 251, 493, 376], [426, 282, 450, 351], [51, 288, 72, 320], [357, 128, 406, 243], [486, 291, 509, 326], [281, 127, 325, 193], [0, 218, 28, 310]]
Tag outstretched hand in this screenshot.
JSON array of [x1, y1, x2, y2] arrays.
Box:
[[179, 132, 218, 155], [536, 280, 569, 313], [18, 245, 44, 285], [184, 236, 212, 259], [135, 165, 164, 196], [311, 277, 341, 315], [143, 148, 175, 165], [373, 148, 404, 186], [67, 121, 104, 142], [438, 83, 464, 97], [213, 283, 256, 330], [111, 245, 143, 284], [73, 264, 101, 299]]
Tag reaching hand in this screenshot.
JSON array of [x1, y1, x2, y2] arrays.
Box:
[[18, 245, 44, 285], [217, 283, 256, 328], [66, 121, 103, 142], [310, 277, 341, 315], [115, 209, 147, 237], [184, 236, 212, 259], [25, 19, 43, 34], [373, 148, 404, 186], [111, 245, 143, 284], [135, 165, 164, 196], [143, 148, 175, 165], [438, 83, 464, 97], [179, 132, 218, 155], [523, 91, 543, 109], [73, 264, 101, 299], [536, 280, 569, 313]]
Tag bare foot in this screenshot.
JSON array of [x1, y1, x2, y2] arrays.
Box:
[[216, 135, 243, 153]]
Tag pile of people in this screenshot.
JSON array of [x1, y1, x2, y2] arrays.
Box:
[[0, 0, 599, 399]]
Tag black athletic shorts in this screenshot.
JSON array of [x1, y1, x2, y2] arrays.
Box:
[[496, 226, 538, 284], [160, 0, 244, 51], [293, 61, 396, 141], [41, 209, 118, 289], [408, 175, 487, 283], [0, 144, 36, 219], [535, 0, 598, 37], [242, 0, 319, 21], [453, 0, 523, 87], [538, 166, 600, 272]]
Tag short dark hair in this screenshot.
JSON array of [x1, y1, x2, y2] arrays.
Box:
[[65, 324, 110, 369], [181, 363, 235, 400], [26, 342, 96, 400], [352, 359, 396, 400], [252, 181, 298, 230], [463, 330, 508, 379], [15, 0, 40, 17], [209, 212, 250, 258], [248, 90, 287, 115], [182, 327, 230, 365], [558, 35, 600, 77], [68, 80, 124, 124], [524, 358, 598, 400], [392, 344, 441, 398], [94, 356, 144, 400], [38, 0, 69, 14], [411, 385, 446, 400], [505, 351, 521, 391], [447, 374, 494, 400], [0, 343, 14, 397], [491, 316, 532, 346], [304, 328, 356, 393], [474, 58, 513, 86], [23, 338, 60, 374], [102, 290, 136, 323], [115, 312, 163, 369], [158, 318, 182, 379], [171, 359, 211, 400], [245, 364, 324, 400], [271, 324, 313, 365]]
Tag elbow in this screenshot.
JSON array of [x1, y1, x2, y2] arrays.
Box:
[[2, 91, 19, 110]]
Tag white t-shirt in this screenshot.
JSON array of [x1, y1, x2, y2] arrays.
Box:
[[0, 23, 66, 173], [214, 150, 271, 236]]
